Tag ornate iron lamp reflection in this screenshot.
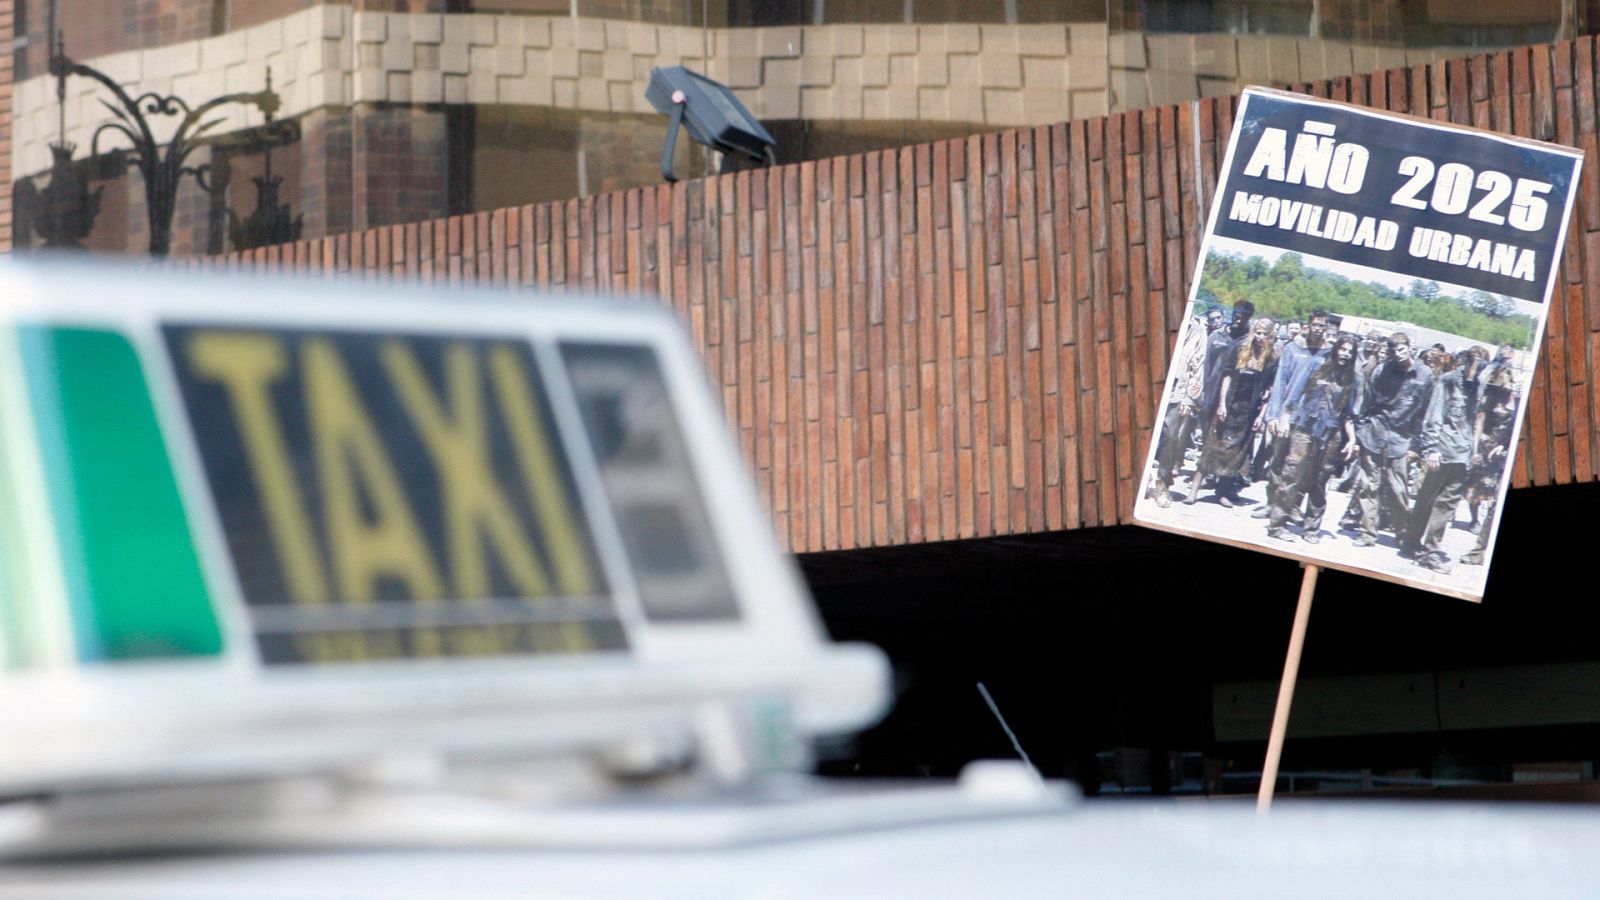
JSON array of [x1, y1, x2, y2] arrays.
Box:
[[46, 27, 298, 257], [219, 70, 303, 252], [26, 142, 102, 249], [12, 36, 110, 251]]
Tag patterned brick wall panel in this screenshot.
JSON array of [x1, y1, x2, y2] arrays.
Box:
[[200, 37, 1600, 554]]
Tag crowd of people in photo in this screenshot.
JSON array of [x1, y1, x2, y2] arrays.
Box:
[[1146, 299, 1523, 576]]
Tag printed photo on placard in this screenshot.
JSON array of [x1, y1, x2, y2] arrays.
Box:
[[1133, 87, 1583, 602]]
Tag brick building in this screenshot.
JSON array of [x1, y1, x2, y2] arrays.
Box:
[[7, 0, 1600, 797]]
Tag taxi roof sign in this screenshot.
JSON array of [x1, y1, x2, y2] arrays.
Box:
[[0, 260, 887, 793]]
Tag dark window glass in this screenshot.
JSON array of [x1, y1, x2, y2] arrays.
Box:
[[561, 342, 742, 623]]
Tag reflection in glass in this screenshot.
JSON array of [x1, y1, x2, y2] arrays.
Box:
[[1110, 0, 1570, 113], [6, 0, 1577, 257]]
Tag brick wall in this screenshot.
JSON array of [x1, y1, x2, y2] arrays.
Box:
[[191, 38, 1600, 554], [298, 107, 354, 238], [14, 0, 214, 75], [349, 103, 452, 231]]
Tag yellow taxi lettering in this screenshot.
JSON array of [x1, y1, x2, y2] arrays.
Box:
[[560, 621, 595, 653], [408, 622, 444, 658], [366, 629, 405, 660], [186, 333, 331, 606], [445, 625, 505, 657], [489, 346, 596, 596], [303, 338, 445, 604], [529, 623, 559, 653], [382, 339, 553, 598], [298, 632, 371, 663]]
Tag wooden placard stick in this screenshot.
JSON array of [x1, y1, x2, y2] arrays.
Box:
[[1257, 563, 1319, 812]]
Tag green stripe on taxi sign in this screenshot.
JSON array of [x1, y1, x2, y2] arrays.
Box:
[[21, 326, 222, 662]]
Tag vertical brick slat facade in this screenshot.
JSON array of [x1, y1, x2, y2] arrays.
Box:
[[204, 38, 1600, 555]]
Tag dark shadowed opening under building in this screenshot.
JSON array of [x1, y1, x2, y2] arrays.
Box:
[[807, 480, 1600, 801]]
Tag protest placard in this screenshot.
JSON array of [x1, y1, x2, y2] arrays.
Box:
[[1135, 87, 1583, 603]]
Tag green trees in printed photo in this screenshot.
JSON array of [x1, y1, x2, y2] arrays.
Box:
[[1197, 251, 1537, 349]]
